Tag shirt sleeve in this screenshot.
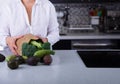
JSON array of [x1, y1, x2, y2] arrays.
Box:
[[47, 2, 60, 46], [0, 6, 10, 48]]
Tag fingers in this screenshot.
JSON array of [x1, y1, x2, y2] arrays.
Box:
[[14, 35, 24, 40], [41, 38, 48, 43], [7, 35, 48, 55], [36, 36, 48, 43], [34, 36, 41, 40], [9, 44, 18, 55], [6, 36, 19, 55]]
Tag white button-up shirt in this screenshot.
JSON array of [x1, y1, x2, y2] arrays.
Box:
[[0, 0, 60, 49]]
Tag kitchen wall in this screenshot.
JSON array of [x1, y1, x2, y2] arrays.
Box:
[[54, 2, 120, 34]]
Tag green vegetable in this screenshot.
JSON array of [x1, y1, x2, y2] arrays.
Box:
[[6, 55, 16, 62], [34, 50, 55, 58], [7, 60, 19, 69], [15, 56, 25, 64], [30, 40, 51, 50], [22, 56, 28, 60], [22, 43, 38, 57], [22, 39, 52, 57], [42, 42, 51, 50], [30, 40, 42, 49]]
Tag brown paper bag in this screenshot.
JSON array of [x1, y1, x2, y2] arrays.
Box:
[[16, 34, 39, 55]]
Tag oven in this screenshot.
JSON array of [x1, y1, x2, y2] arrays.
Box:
[[75, 39, 120, 68], [104, 10, 120, 33], [71, 39, 119, 51], [53, 38, 120, 51], [77, 50, 120, 68]]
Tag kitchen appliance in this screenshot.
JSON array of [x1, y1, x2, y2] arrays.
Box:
[[90, 16, 99, 25], [71, 39, 117, 50], [77, 50, 120, 68], [72, 39, 120, 68], [68, 25, 95, 34], [105, 10, 120, 33], [56, 6, 70, 35]]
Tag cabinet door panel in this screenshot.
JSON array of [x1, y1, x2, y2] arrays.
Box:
[[67, 0, 82, 3], [52, 40, 71, 50], [50, 0, 67, 3], [50, 0, 120, 3]]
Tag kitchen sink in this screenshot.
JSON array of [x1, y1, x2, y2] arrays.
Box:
[[77, 51, 120, 68]]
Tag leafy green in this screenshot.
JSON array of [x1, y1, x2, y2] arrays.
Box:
[[22, 39, 52, 57], [42, 42, 51, 50], [22, 43, 38, 57]]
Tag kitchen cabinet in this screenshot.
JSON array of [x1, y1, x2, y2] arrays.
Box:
[[87, 0, 120, 3], [50, 0, 120, 3], [52, 40, 71, 50], [67, 0, 84, 3], [50, 0, 67, 3], [53, 34, 120, 50], [50, 0, 84, 3], [53, 39, 120, 50]]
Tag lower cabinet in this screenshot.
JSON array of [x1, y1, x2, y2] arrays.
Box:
[[52, 40, 71, 50], [52, 39, 120, 50]]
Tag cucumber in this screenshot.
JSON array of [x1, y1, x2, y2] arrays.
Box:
[[34, 50, 55, 58], [6, 55, 16, 62]]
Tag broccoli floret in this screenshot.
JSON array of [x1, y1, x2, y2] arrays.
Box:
[[22, 43, 38, 57], [22, 40, 51, 57], [42, 42, 51, 50]]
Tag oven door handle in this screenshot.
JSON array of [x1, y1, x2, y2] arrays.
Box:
[[72, 43, 112, 47]]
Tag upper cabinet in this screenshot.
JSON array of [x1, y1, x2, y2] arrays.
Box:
[[50, 0, 120, 3], [50, 0, 67, 3], [87, 0, 120, 3]]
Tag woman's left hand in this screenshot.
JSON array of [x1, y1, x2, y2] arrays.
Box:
[[41, 38, 48, 43], [35, 36, 48, 43], [6, 35, 23, 55]]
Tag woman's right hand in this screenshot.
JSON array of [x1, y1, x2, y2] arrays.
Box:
[[6, 35, 23, 55]]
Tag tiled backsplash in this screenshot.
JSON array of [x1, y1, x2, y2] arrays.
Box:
[[55, 4, 91, 26], [54, 3, 120, 33], [68, 4, 90, 25]]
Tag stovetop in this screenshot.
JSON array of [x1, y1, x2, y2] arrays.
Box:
[[77, 51, 120, 68]]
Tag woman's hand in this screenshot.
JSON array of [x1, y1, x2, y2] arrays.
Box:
[[6, 35, 23, 55], [36, 36, 48, 43], [41, 37, 48, 43]]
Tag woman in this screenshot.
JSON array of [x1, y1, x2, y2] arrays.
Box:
[[0, 0, 60, 55]]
